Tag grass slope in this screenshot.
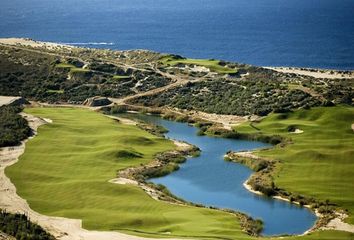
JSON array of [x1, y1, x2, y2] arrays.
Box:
[[235, 106, 354, 224], [5, 107, 247, 239]]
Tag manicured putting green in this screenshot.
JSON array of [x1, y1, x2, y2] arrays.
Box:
[[160, 56, 237, 74]]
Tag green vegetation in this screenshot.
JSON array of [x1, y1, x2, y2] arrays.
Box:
[[0, 106, 31, 147], [46, 89, 64, 94], [234, 106, 354, 223], [69, 67, 90, 73], [130, 79, 323, 116], [108, 105, 128, 114], [1, 41, 353, 239], [6, 107, 249, 239], [112, 75, 131, 80], [1, 44, 351, 110], [3, 107, 353, 239], [0, 210, 54, 240], [225, 154, 270, 172], [0, 46, 172, 103], [160, 55, 238, 74], [55, 63, 76, 68]]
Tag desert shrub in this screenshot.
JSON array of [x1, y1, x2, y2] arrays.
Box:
[[0, 209, 55, 240], [110, 105, 128, 114], [141, 163, 180, 179], [175, 115, 189, 122], [0, 106, 31, 147], [197, 129, 206, 136]]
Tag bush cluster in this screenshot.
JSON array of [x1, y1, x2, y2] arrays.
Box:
[[0, 106, 31, 147], [0, 210, 55, 240]]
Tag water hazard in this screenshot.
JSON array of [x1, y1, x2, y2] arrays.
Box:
[[120, 113, 317, 236]]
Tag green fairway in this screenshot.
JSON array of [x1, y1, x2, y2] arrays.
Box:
[[5, 107, 352, 239], [5, 107, 249, 239], [160, 56, 237, 74], [235, 106, 354, 224]]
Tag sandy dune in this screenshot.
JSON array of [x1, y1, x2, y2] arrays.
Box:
[[265, 67, 354, 79], [0, 38, 72, 50]]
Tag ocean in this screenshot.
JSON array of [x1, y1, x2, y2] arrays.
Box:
[[1, 0, 353, 69]]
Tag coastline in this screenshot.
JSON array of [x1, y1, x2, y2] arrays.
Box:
[[1, 37, 353, 76], [0, 37, 353, 239]]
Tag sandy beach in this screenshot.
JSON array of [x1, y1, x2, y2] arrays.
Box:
[[265, 66, 354, 79]]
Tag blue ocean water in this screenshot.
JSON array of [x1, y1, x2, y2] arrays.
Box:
[[0, 0, 353, 69]]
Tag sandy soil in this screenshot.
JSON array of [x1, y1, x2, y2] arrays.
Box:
[[291, 129, 304, 134], [109, 177, 138, 185], [322, 212, 354, 233], [172, 109, 257, 130], [230, 151, 264, 160], [264, 67, 354, 79], [105, 115, 137, 125], [0, 96, 23, 107], [188, 65, 210, 73], [0, 232, 15, 240], [0, 38, 73, 50], [0, 113, 183, 240], [173, 140, 191, 150]]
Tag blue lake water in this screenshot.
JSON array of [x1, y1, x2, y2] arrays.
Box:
[[1, 0, 353, 69], [121, 113, 317, 236]]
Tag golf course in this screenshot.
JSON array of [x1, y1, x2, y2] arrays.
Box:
[[1, 0, 354, 237], [235, 106, 354, 224], [5, 107, 247, 239], [4, 106, 354, 239]]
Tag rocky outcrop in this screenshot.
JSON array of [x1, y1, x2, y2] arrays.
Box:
[[83, 96, 112, 107]]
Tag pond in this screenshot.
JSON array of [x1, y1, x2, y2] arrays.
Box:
[[118, 113, 317, 236]]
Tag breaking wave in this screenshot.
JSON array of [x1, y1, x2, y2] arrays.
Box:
[[61, 42, 114, 46]]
